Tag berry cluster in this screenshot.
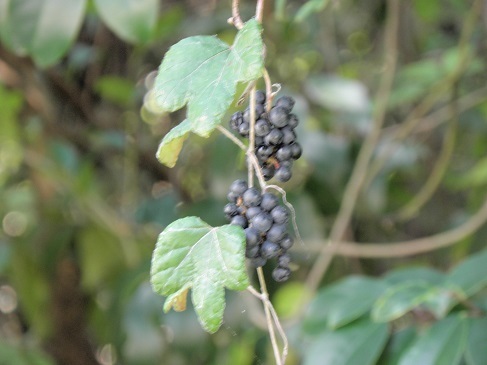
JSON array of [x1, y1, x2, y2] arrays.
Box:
[[229, 91, 302, 182], [224, 179, 294, 282]]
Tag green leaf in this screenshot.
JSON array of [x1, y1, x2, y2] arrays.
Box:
[[379, 327, 416, 365], [295, 0, 330, 22], [93, 0, 158, 44], [156, 120, 192, 168], [153, 19, 264, 137], [304, 276, 386, 332], [304, 318, 389, 365], [397, 314, 469, 365], [0, 0, 86, 67], [150, 217, 249, 333], [446, 249, 487, 298], [465, 317, 487, 365], [372, 282, 443, 322], [385, 267, 445, 286]]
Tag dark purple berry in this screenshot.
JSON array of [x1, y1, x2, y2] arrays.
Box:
[[275, 165, 292, 182], [230, 179, 248, 195], [246, 245, 260, 258], [276, 145, 293, 161], [245, 227, 261, 246], [269, 106, 289, 128], [227, 191, 239, 203], [290, 143, 302, 159], [275, 96, 295, 113], [245, 206, 262, 221], [230, 112, 243, 131], [264, 128, 283, 146], [266, 224, 287, 243], [242, 187, 262, 207], [238, 121, 250, 137], [288, 113, 299, 129], [278, 253, 291, 267], [230, 215, 248, 228], [260, 193, 279, 211], [224, 203, 239, 219], [257, 145, 274, 160], [280, 235, 294, 250], [261, 240, 281, 259], [252, 212, 273, 233], [255, 90, 266, 104], [250, 256, 267, 267], [255, 119, 271, 137], [262, 164, 276, 180], [281, 127, 296, 145], [272, 266, 291, 282], [271, 206, 288, 224]]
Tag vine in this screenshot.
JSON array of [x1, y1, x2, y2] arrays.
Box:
[[149, 1, 293, 363]]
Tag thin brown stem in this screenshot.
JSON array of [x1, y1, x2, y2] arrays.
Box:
[[298, 196, 487, 258], [256, 0, 265, 22], [231, 0, 244, 29], [305, 0, 401, 293], [257, 268, 283, 365]]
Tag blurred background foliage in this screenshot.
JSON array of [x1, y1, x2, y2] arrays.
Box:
[[0, 0, 487, 364]]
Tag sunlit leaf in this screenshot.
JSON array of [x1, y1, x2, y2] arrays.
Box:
[[156, 119, 191, 168], [150, 217, 249, 333], [153, 19, 264, 137]]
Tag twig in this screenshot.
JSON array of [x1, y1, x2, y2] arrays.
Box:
[[298, 196, 487, 258], [216, 125, 247, 151], [257, 268, 284, 365], [230, 0, 244, 29], [263, 68, 274, 112], [395, 88, 459, 221], [362, 0, 481, 192], [256, 0, 265, 22], [305, 0, 401, 293]]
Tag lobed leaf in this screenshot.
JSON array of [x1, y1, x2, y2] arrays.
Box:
[[150, 217, 249, 333], [153, 19, 264, 138]]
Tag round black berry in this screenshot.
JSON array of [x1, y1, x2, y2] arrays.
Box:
[[257, 145, 274, 160], [280, 234, 294, 250], [224, 203, 239, 219], [262, 164, 276, 180], [269, 106, 289, 128], [271, 206, 288, 224], [230, 215, 248, 228], [230, 112, 243, 131], [272, 266, 291, 282], [264, 128, 284, 146], [245, 227, 261, 247], [278, 253, 291, 267], [266, 224, 287, 243], [252, 212, 273, 233], [276, 145, 293, 161], [245, 206, 262, 221], [250, 256, 267, 267], [242, 187, 262, 207], [255, 90, 266, 104], [290, 143, 302, 159], [246, 245, 260, 259], [255, 119, 271, 137], [230, 179, 248, 195], [275, 165, 292, 182], [288, 113, 299, 129], [260, 193, 279, 211], [261, 240, 281, 259], [238, 121, 250, 137], [281, 127, 296, 145], [275, 96, 295, 113]]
